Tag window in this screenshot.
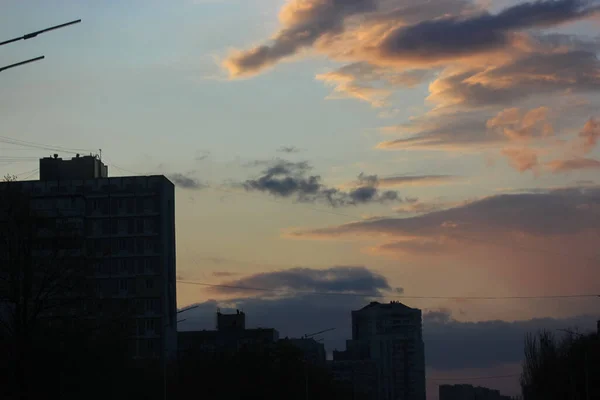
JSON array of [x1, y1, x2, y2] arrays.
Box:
[[119, 279, 128, 291], [145, 298, 159, 314], [145, 319, 155, 333], [136, 219, 144, 233], [136, 259, 144, 274], [102, 220, 110, 235], [118, 219, 127, 233], [144, 218, 154, 233], [126, 198, 134, 214], [145, 278, 154, 289]]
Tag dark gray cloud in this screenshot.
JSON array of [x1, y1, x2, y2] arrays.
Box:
[[295, 185, 600, 238], [243, 159, 404, 207], [277, 146, 302, 154], [178, 294, 598, 370], [209, 266, 393, 296], [168, 173, 207, 190], [424, 310, 598, 370], [378, 113, 494, 150], [195, 150, 211, 162], [377, 0, 599, 62]]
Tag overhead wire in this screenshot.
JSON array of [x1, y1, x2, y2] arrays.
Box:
[[175, 280, 599, 300], [0, 135, 96, 155]]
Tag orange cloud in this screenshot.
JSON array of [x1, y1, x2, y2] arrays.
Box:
[[487, 107, 553, 141], [501, 147, 539, 173], [580, 117, 600, 153], [547, 157, 600, 173]]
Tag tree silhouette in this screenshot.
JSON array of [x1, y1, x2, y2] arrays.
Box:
[[521, 329, 599, 400]]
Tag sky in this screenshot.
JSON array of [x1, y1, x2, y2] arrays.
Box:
[[1, 0, 600, 398]]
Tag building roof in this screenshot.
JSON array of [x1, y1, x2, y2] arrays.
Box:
[[356, 301, 415, 311]]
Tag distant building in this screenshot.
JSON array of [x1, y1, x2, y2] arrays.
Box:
[[178, 311, 279, 356], [284, 338, 326, 366], [332, 301, 426, 400], [0, 155, 178, 361], [329, 359, 378, 400], [217, 309, 246, 332], [439, 384, 514, 400]]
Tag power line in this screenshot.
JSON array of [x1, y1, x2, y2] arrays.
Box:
[[0, 56, 45, 73], [0, 136, 95, 155], [0, 19, 81, 47], [175, 280, 600, 300]]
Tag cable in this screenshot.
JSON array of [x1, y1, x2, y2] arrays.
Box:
[[0, 136, 95, 155], [175, 280, 600, 300], [21, 169, 39, 180]]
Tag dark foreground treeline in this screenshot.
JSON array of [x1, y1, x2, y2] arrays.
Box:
[[521, 330, 599, 400], [1, 325, 351, 400], [177, 341, 352, 400]]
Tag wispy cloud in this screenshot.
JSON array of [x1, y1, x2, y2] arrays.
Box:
[[168, 173, 207, 190]]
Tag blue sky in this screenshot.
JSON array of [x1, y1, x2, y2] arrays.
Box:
[[2, 1, 600, 398]]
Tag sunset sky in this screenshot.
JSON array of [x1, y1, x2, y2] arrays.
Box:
[[1, 0, 600, 398]]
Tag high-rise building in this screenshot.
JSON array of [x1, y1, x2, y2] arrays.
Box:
[[334, 301, 426, 400], [0, 155, 177, 361]]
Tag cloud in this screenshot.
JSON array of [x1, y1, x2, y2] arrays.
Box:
[[373, 0, 598, 65], [378, 112, 494, 150], [547, 157, 600, 172], [487, 107, 553, 141], [224, 0, 599, 77], [242, 159, 405, 207], [277, 146, 302, 153], [580, 117, 600, 153], [212, 271, 238, 277], [501, 147, 540, 173], [208, 266, 393, 297], [395, 200, 458, 214], [195, 150, 211, 162], [316, 62, 434, 107], [380, 175, 458, 187], [168, 173, 207, 190], [290, 185, 600, 294], [222, 0, 377, 77], [424, 311, 598, 370], [293, 186, 600, 239], [428, 50, 600, 110]]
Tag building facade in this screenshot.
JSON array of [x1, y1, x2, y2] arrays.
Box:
[[0, 155, 177, 360], [178, 310, 279, 356], [334, 301, 426, 400]]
